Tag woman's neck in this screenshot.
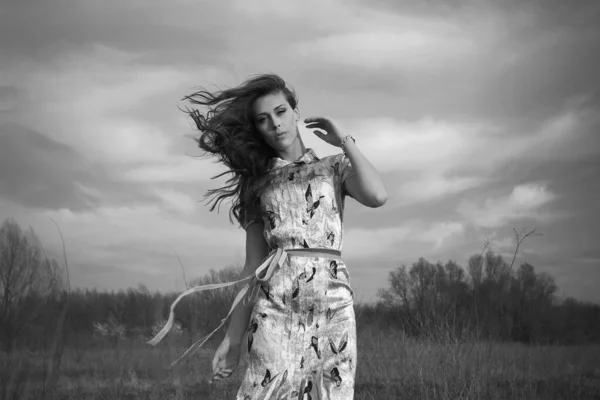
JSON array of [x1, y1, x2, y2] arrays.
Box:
[[276, 136, 306, 162]]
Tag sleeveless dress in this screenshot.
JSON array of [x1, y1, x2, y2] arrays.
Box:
[[147, 148, 357, 399], [236, 148, 357, 399]]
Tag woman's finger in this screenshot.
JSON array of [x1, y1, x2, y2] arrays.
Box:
[[209, 369, 233, 384], [218, 368, 233, 374], [306, 123, 332, 134], [312, 130, 327, 140], [211, 355, 220, 373], [303, 117, 322, 123], [304, 122, 324, 129], [214, 368, 233, 377], [307, 123, 328, 132], [304, 117, 321, 123]]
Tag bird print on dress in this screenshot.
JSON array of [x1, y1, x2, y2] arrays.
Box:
[[290, 381, 313, 400], [298, 319, 306, 332], [310, 336, 321, 359], [305, 184, 324, 218], [327, 232, 335, 246], [265, 210, 276, 229], [261, 369, 278, 387], [326, 307, 337, 321], [307, 305, 315, 327], [303, 184, 324, 225], [329, 331, 349, 355], [260, 284, 271, 301], [326, 367, 342, 387], [329, 260, 339, 279], [303, 381, 314, 400], [247, 318, 258, 352], [292, 277, 300, 299], [281, 369, 288, 383]]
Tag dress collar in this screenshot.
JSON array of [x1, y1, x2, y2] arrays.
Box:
[[270, 148, 320, 170]]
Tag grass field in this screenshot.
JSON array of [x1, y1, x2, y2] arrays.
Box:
[[3, 327, 600, 400]]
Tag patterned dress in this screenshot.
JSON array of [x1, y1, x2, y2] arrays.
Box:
[[236, 148, 357, 400]]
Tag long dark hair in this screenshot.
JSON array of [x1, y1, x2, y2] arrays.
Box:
[[182, 74, 298, 226]]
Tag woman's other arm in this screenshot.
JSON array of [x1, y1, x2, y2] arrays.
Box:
[[225, 220, 269, 344]]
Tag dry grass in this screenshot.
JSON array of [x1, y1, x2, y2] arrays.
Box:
[[2, 327, 600, 400]]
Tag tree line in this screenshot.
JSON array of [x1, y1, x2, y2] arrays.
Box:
[[1, 217, 599, 356]]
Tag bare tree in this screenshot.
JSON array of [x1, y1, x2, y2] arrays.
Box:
[[0, 218, 61, 352], [508, 228, 542, 273]]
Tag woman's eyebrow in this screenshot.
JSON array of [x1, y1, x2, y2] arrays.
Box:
[[256, 104, 286, 117]]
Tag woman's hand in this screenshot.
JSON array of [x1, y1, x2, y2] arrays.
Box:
[[304, 117, 346, 147], [209, 334, 241, 384]]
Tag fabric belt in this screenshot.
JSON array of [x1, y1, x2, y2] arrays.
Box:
[[147, 247, 341, 367], [286, 247, 341, 259]]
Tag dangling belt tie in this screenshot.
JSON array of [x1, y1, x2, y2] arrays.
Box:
[[147, 247, 341, 367]]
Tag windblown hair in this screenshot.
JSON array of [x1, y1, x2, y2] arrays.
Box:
[[182, 74, 298, 226]]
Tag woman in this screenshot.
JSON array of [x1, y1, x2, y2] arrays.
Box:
[[149, 74, 387, 399]]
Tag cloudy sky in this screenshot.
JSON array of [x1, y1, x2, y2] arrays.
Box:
[[1, 0, 599, 304]]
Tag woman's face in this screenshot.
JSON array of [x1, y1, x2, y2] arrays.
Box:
[[252, 91, 300, 152]]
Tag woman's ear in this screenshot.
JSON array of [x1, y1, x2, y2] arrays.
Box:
[[294, 108, 300, 122]]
